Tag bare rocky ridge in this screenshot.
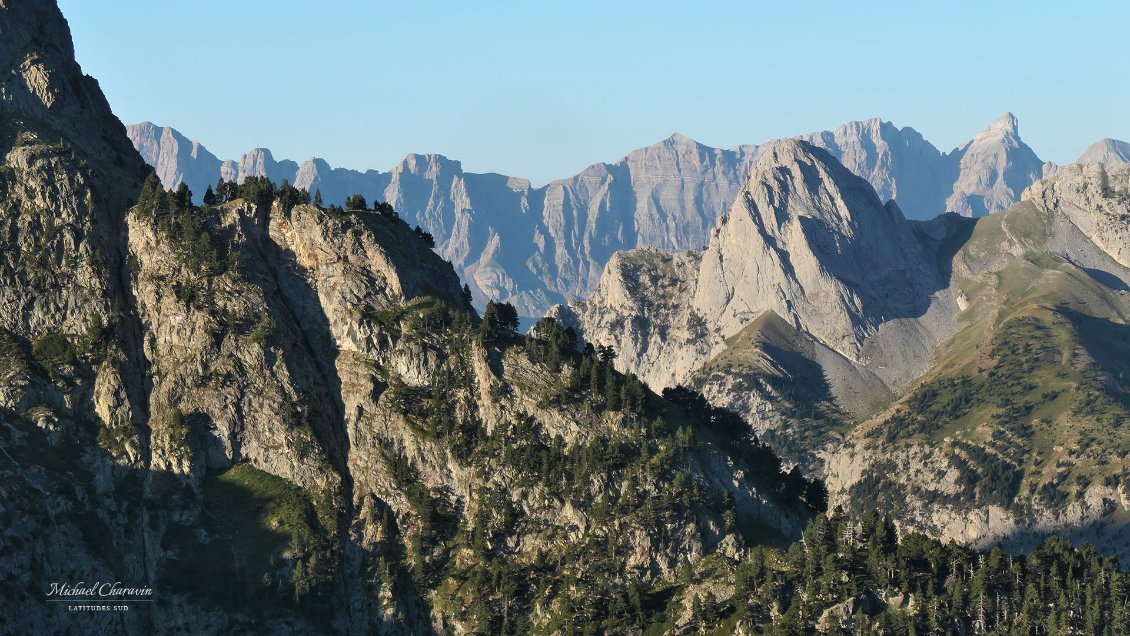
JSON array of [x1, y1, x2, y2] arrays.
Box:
[[128, 122, 223, 200], [127, 114, 1055, 317]]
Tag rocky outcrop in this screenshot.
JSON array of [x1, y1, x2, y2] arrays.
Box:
[[127, 113, 1058, 317], [1021, 161, 1130, 272]]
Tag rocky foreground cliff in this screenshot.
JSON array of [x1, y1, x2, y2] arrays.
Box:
[[562, 141, 1130, 564], [0, 3, 830, 633]]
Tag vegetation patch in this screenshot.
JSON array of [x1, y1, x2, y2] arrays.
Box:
[[158, 463, 338, 622], [31, 331, 76, 369]]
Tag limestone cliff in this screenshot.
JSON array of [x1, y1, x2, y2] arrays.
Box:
[[562, 140, 951, 397], [945, 113, 1052, 217]]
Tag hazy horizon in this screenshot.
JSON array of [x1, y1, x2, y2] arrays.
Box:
[[60, 0, 1128, 185]]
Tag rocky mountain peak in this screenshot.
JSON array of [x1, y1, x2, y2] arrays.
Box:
[[1076, 137, 1130, 164], [127, 122, 221, 195], [734, 138, 892, 234], [0, 2, 141, 167], [239, 146, 275, 171], [396, 152, 462, 178], [563, 141, 939, 391], [982, 111, 1020, 138], [946, 112, 1045, 216], [662, 131, 701, 147]]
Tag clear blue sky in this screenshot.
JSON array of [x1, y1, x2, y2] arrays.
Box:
[[59, 0, 1127, 185]]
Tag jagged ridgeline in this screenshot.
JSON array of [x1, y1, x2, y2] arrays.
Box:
[[130, 104, 1058, 319], [563, 132, 1130, 569]]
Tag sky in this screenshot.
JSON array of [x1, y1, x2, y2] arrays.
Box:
[[59, 0, 1128, 186]]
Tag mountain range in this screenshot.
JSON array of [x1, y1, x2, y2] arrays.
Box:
[[129, 114, 1125, 318]]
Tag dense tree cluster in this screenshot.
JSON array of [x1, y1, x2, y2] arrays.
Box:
[[519, 316, 647, 416], [135, 173, 234, 275], [706, 510, 1130, 634], [204, 175, 310, 211], [663, 385, 828, 513], [478, 300, 520, 341]]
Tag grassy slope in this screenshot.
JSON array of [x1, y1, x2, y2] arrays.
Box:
[[853, 204, 1130, 510]]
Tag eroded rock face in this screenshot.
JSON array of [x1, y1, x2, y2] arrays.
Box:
[[565, 140, 949, 394], [794, 118, 951, 219], [695, 141, 937, 359]]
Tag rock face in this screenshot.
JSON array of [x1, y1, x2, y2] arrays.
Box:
[[562, 140, 950, 396], [126, 114, 1053, 317], [1021, 161, 1130, 271], [793, 118, 951, 219], [1, 3, 820, 633], [694, 141, 938, 363], [565, 145, 1130, 563], [1076, 137, 1130, 164]]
